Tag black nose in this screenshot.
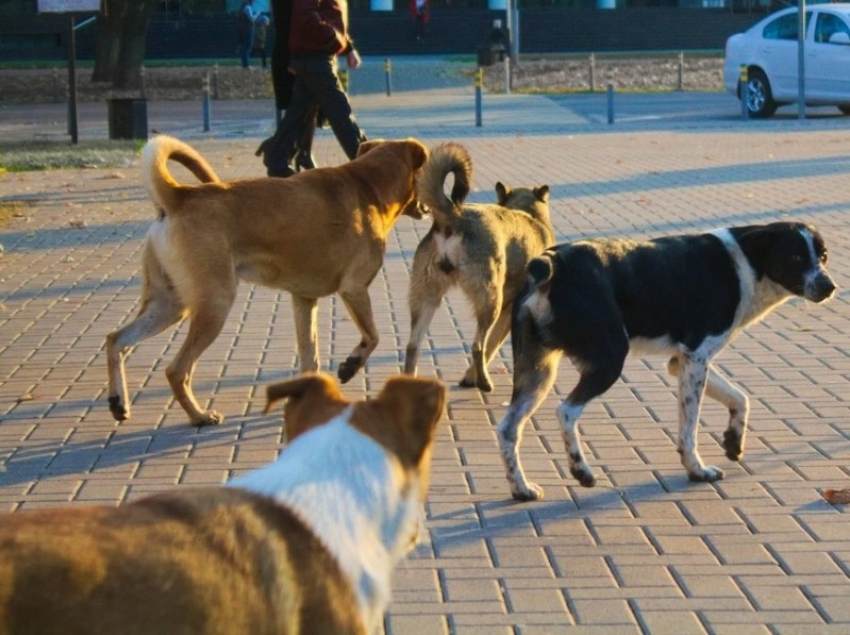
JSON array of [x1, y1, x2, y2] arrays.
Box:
[[813, 274, 836, 302]]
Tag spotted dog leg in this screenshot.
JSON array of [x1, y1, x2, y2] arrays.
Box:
[[668, 357, 750, 462], [672, 354, 724, 482]]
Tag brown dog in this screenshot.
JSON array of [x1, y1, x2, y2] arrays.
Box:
[[106, 134, 428, 426], [0, 373, 446, 634]]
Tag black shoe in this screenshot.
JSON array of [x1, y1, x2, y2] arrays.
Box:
[[295, 151, 317, 171], [267, 165, 296, 178]]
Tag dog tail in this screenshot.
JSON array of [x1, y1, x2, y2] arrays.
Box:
[[527, 251, 555, 292], [417, 142, 472, 227], [141, 134, 220, 215]]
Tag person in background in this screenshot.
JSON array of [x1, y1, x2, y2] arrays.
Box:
[[237, 0, 259, 69], [256, 0, 365, 178], [251, 13, 272, 69], [410, 0, 429, 43], [266, 0, 320, 171]]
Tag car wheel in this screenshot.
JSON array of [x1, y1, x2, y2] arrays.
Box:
[[839, 105, 850, 115], [743, 69, 777, 118]]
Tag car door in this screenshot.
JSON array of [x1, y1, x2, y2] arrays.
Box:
[[807, 10, 850, 102], [760, 10, 812, 100]]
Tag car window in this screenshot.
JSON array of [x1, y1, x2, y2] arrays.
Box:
[[762, 11, 812, 41], [814, 12, 850, 44]]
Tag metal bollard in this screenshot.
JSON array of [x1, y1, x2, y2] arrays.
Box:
[[676, 52, 684, 92], [203, 73, 211, 132], [384, 58, 392, 97], [607, 84, 614, 125], [739, 65, 749, 121], [339, 69, 349, 94], [475, 67, 483, 127], [213, 63, 220, 100], [589, 53, 596, 93]]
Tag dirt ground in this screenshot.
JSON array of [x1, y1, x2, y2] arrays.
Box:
[[0, 56, 724, 104]]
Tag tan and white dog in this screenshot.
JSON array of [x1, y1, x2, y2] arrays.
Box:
[[0, 373, 445, 634], [106, 134, 428, 426]]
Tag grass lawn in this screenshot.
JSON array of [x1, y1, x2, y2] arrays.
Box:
[[0, 140, 139, 172]]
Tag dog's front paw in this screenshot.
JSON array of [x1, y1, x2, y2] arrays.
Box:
[[570, 466, 597, 488], [723, 428, 745, 462], [337, 357, 362, 384], [511, 481, 545, 502], [688, 465, 724, 483], [108, 396, 129, 422], [192, 410, 224, 427]]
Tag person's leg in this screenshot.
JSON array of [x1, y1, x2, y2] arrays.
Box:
[[240, 28, 253, 68], [295, 108, 319, 171], [258, 76, 315, 176], [301, 57, 365, 160]]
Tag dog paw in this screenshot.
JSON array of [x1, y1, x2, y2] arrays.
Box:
[[688, 465, 724, 483], [511, 482, 545, 502], [458, 376, 476, 389], [108, 396, 128, 422], [723, 428, 744, 462], [570, 466, 597, 487], [476, 378, 494, 393], [337, 357, 362, 384], [192, 410, 224, 427]]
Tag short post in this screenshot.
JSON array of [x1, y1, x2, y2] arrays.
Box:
[[212, 63, 220, 100], [203, 72, 211, 132], [607, 83, 614, 125], [384, 58, 392, 97], [339, 69, 349, 94], [676, 52, 684, 92], [475, 67, 483, 127], [140, 66, 147, 99], [589, 53, 596, 93], [504, 54, 510, 95], [739, 64, 749, 120]]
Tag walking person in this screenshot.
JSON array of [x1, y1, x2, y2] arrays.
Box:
[[256, 0, 366, 178], [251, 13, 271, 69], [410, 0, 429, 43], [237, 0, 259, 69]]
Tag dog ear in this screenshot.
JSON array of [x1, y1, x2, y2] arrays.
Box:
[[356, 140, 383, 157], [265, 373, 349, 441], [534, 185, 550, 203], [406, 139, 429, 170], [352, 377, 445, 468], [495, 182, 511, 205]]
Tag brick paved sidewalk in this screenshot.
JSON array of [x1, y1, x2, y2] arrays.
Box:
[[1, 86, 849, 633]]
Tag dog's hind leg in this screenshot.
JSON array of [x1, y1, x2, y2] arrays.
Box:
[[459, 276, 503, 392], [165, 293, 235, 427], [667, 357, 749, 462], [558, 353, 625, 488], [337, 288, 379, 383], [105, 246, 186, 422], [669, 353, 724, 482], [405, 261, 451, 376], [292, 295, 320, 373], [460, 302, 512, 390], [497, 347, 560, 501]]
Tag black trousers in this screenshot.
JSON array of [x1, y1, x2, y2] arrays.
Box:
[[262, 56, 364, 174]]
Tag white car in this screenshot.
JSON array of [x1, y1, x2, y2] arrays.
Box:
[[724, 4, 850, 117]]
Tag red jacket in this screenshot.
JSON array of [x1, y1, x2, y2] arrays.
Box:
[[289, 0, 353, 56], [410, 0, 429, 23]]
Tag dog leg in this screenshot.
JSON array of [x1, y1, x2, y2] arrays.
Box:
[[292, 295, 320, 373], [497, 347, 560, 501], [460, 281, 502, 392], [105, 249, 186, 422], [165, 296, 234, 426], [672, 354, 723, 482], [404, 259, 450, 375], [558, 357, 625, 488], [337, 289, 379, 383], [460, 303, 512, 389], [668, 357, 750, 462]]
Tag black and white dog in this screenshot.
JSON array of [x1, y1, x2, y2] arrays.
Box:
[[498, 222, 836, 501]]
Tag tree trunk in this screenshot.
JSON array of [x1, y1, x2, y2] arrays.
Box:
[[91, 0, 157, 89]]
